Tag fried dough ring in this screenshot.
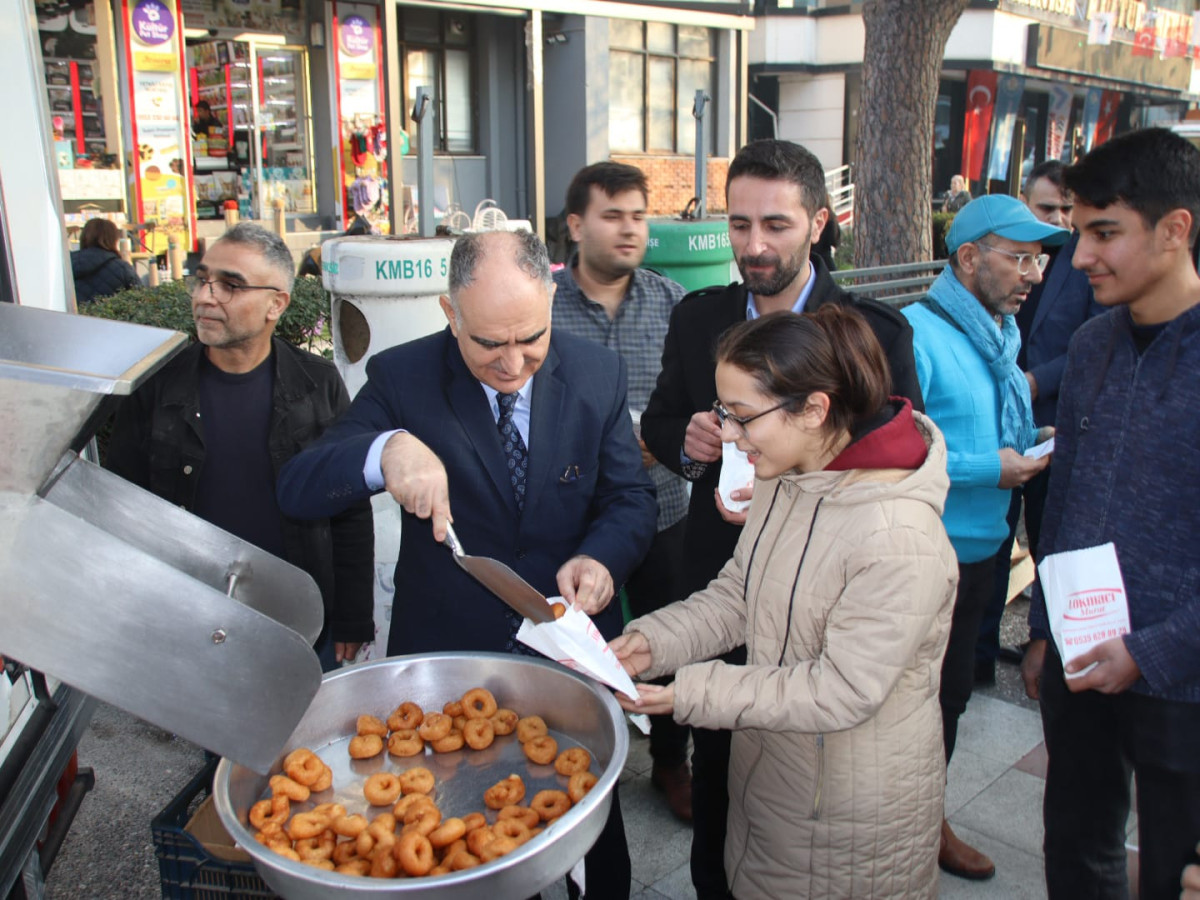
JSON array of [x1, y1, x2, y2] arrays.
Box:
[[523, 734, 558, 765], [249, 794, 289, 830], [333, 814, 368, 838], [460, 811, 487, 832], [530, 789, 571, 821], [310, 763, 333, 793], [402, 803, 441, 836], [357, 714, 388, 737], [269, 774, 310, 803], [448, 849, 480, 870], [497, 804, 540, 829], [567, 771, 598, 804], [430, 730, 464, 753], [393, 792, 436, 819], [480, 836, 519, 862], [465, 825, 495, 857], [387, 702, 424, 732], [461, 687, 498, 720], [463, 718, 495, 750], [515, 715, 548, 743], [418, 713, 452, 741], [387, 729, 424, 757], [398, 766, 435, 795], [554, 747, 591, 776], [395, 830, 436, 875], [442, 700, 464, 718], [491, 708, 519, 736], [287, 811, 330, 840], [484, 773, 526, 809], [363, 772, 403, 806], [348, 734, 384, 759], [428, 816, 467, 849], [284, 748, 324, 786], [493, 818, 531, 844]]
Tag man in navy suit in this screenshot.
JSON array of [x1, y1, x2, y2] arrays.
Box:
[[277, 229, 656, 898], [975, 160, 1102, 684]]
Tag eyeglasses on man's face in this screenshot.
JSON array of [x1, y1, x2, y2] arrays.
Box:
[[974, 242, 1050, 277], [185, 274, 282, 303], [712, 398, 791, 437]]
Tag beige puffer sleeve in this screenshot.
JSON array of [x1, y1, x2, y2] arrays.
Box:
[[622, 481, 777, 680], [671, 523, 956, 733]]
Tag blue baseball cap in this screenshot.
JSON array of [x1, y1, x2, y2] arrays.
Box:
[[946, 194, 1069, 254]]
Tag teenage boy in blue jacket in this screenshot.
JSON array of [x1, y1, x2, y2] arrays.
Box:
[[1021, 127, 1200, 900]]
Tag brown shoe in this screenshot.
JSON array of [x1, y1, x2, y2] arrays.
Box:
[[650, 761, 693, 823], [939, 820, 995, 880]]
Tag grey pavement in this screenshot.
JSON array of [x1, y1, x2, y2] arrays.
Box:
[[45, 604, 1069, 899]]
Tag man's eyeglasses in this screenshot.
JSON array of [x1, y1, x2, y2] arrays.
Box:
[[974, 242, 1050, 277], [185, 274, 282, 302], [712, 398, 791, 437]]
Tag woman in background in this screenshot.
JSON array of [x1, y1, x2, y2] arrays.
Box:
[[71, 218, 140, 305], [612, 307, 958, 899]]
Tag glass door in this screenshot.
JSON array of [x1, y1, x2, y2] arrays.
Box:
[[250, 44, 315, 218]]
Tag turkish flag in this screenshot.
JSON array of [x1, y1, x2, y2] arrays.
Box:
[[962, 70, 998, 182], [1094, 91, 1122, 146], [1132, 25, 1157, 57]]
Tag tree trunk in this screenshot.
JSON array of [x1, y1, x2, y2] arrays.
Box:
[[855, 0, 968, 267]]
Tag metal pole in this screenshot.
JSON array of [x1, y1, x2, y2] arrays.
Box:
[[413, 86, 434, 237], [693, 89, 710, 220]]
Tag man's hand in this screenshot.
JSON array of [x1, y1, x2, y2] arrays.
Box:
[[381, 432, 453, 541], [609, 631, 653, 678], [684, 410, 723, 463], [335, 642, 363, 665], [1181, 843, 1200, 900], [715, 486, 751, 526], [1025, 370, 1039, 401], [1065, 637, 1141, 694], [556, 555, 614, 615], [638, 438, 656, 470], [616, 681, 676, 716], [1035, 425, 1056, 444], [998, 447, 1051, 488], [1021, 639, 1048, 700]]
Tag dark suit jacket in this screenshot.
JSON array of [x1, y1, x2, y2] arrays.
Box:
[[641, 256, 923, 595], [1024, 233, 1103, 427], [277, 327, 657, 656]]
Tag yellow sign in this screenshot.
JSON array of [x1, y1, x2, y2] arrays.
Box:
[[134, 52, 176, 71], [341, 61, 377, 80]]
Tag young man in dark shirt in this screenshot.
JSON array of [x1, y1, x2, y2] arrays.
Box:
[[106, 224, 374, 669], [1021, 128, 1200, 900]]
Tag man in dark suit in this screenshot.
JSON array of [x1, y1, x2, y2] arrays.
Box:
[[277, 228, 655, 898], [974, 160, 1103, 685], [641, 139, 923, 900]]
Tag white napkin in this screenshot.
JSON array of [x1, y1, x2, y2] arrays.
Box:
[[1038, 542, 1131, 679], [717, 442, 755, 513], [1024, 436, 1055, 459], [516, 598, 640, 701]]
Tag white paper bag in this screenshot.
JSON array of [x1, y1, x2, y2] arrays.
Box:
[[718, 442, 755, 513], [516, 598, 640, 701], [1038, 542, 1131, 679]]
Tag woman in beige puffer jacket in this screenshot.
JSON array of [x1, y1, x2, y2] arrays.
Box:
[[613, 308, 958, 899]]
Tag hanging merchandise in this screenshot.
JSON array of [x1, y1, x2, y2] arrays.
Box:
[[332, 2, 390, 233]]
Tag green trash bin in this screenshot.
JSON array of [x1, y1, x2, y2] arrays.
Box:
[[644, 217, 733, 293]]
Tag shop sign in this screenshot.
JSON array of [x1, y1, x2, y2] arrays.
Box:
[[1002, 0, 1078, 19], [131, 0, 174, 46], [341, 14, 372, 57], [1028, 23, 1192, 92]]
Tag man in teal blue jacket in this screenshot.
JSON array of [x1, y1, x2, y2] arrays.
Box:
[[903, 194, 1065, 881]]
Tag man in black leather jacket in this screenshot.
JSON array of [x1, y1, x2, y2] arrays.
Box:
[[106, 224, 374, 667]]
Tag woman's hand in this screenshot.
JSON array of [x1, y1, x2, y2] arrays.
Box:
[[609, 632, 652, 677], [616, 682, 676, 716]]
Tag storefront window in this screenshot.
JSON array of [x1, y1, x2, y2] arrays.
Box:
[[609, 21, 715, 155], [399, 10, 476, 154]]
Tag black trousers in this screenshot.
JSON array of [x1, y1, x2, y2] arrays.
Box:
[[689, 644, 745, 900], [624, 519, 689, 766], [1040, 648, 1200, 900], [977, 468, 1052, 668], [940, 558, 997, 763]]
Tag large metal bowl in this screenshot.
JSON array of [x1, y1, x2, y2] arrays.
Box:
[[213, 652, 628, 899]]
